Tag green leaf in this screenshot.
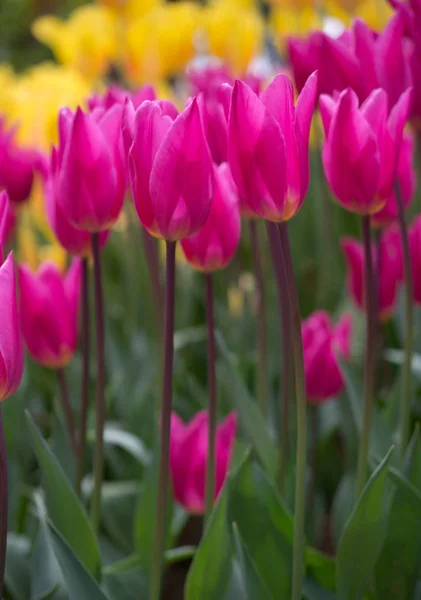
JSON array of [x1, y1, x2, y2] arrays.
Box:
[[231, 523, 273, 600], [5, 533, 31, 600], [88, 423, 151, 465], [404, 424, 421, 491], [185, 486, 232, 600], [303, 578, 337, 600], [305, 548, 336, 591], [26, 411, 101, 577], [219, 362, 277, 478], [48, 524, 110, 600], [31, 493, 64, 600], [336, 447, 394, 600], [227, 454, 293, 598], [331, 473, 355, 549]]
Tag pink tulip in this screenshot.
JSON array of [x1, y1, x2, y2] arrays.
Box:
[[409, 216, 421, 303], [181, 163, 241, 271], [371, 133, 416, 228], [320, 87, 413, 215], [46, 148, 109, 256], [341, 226, 403, 321], [0, 252, 24, 402], [0, 119, 39, 205], [169, 411, 237, 513], [228, 72, 318, 222], [57, 105, 125, 232], [302, 311, 352, 403], [126, 98, 214, 241], [18, 260, 81, 368], [0, 191, 16, 263]]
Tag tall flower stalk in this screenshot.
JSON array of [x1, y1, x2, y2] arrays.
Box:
[[57, 368, 77, 457], [356, 216, 377, 497], [150, 240, 177, 600], [90, 233, 106, 534], [204, 273, 217, 525], [278, 222, 307, 600]]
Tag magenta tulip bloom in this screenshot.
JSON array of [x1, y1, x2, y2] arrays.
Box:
[[126, 97, 214, 241], [228, 72, 318, 222], [0, 119, 38, 205], [0, 191, 15, 262], [181, 163, 241, 271], [57, 105, 125, 232], [302, 311, 352, 403], [170, 410, 237, 513], [320, 87, 413, 215], [341, 226, 403, 321], [0, 252, 24, 402], [18, 260, 81, 368], [409, 216, 421, 303], [371, 133, 415, 228]]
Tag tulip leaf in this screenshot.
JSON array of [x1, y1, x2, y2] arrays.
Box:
[[48, 524, 110, 600], [227, 453, 293, 598], [305, 548, 336, 591], [25, 411, 101, 577], [185, 485, 232, 600], [219, 362, 277, 478], [403, 424, 421, 491], [374, 434, 421, 600], [231, 523, 274, 600], [336, 446, 394, 600], [5, 533, 31, 600]]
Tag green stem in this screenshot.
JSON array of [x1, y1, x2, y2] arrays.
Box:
[[279, 222, 307, 600], [248, 220, 268, 417], [266, 222, 291, 493], [204, 273, 217, 525], [150, 240, 176, 600], [57, 368, 78, 458], [0, 406, 8, 599], [278, 222, 306, 600], [395, 181, 413, 460], [75, 257, 90, 496], [90, 233, 106, 535], [355, 216, 376, 497]]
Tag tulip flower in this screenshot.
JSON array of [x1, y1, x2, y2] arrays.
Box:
[[0, 119, 38, 205], [228, 71, 318, 222], [371, 133, 416, 228], [181, 164, 241, 271], [302, 311, 352, 403], [341, 226, 403, 321], [126, 97, 214, 241], [170, 411, 237, 513], [0, 191, 14, 262], [57, 105, 125, 232], [320, 87, 413, 215], [0, 253, 23, 402], [18, 259, 81, 368], [409, 216, 421, 304]]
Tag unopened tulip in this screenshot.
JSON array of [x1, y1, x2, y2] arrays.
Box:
[[371, 133, 416, 228], [181, 163, 241, 271], [341, 226, 403, 321], [57, 105, 125, 232], [302, 311, 352, 403], [228, 72, 318, 222], [0, 119, 38, 205], [126, 97, 214, 241], [0, 252, 24, 401], [18, 260, 81, 368], [170, 411, 237, 513], [320, 87, 413, 215]]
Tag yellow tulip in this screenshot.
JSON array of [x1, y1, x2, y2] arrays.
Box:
[[97, 0, 161, 19], [270, 6, 322, 52]]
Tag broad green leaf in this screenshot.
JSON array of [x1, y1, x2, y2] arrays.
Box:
[[219, 362, 277, 478], [337, 447, 394, 600], [31, 493, 64, 600], [305, 548, 336, 591], [5, 533, 31, 600], [227, 454, 293, 598], [231, 523, 273, 600], [331, 473, 355, 549], [49, 524, 110, 600], [404, 424, 421, 491], [185, 487, 232, 600], [303, 578, 337, 600], [26, 412, 101, 577], [340, 361, 391, 460]]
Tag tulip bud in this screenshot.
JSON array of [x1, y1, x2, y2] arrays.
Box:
[[58, 106, 125, 232], [127, 98, 214, 241], [18, 259, 81, 368], [228, 72, 318, 222], [341, 226, 403, 321], [170, 411, 237, 514], [0, 119, 38, 205], [302, 311, 352, 403], [320, 87, 413, 215], [181, 163, 241, 271]]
